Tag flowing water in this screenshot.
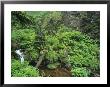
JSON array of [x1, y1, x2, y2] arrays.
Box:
[[15, 49, 24, 64]]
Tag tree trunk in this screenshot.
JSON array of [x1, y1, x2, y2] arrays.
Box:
[[36, 51, 45, 68]]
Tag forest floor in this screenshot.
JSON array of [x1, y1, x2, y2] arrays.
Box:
[[39, 65, 72, 77]]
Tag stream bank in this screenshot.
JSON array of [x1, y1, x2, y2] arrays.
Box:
[[38, 66, 72, 77]]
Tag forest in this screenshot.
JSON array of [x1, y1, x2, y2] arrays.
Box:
[[11, 11, 100, 77]]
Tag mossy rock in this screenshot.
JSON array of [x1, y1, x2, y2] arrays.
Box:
[[47, 63, 60, 69]]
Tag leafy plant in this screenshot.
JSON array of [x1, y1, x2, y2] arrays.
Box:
[[46, 50, 58, 63], [11, 11, 100, 77], [71, 67, 90, 77], [11, 29, 37, 60], [11, 59, 39, 77]]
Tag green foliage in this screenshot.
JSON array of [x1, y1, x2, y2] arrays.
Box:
[[11, 29, 35, 45], [11, 11, 35, 29], [11, 29, 38, 60], [71, 67, 90, 77], [62, 11, 100, 42], [24, 47, 38, 60], [44, 30, 99, 73], [42, 29, 99, 73], [11, 59, 39, 77], [45, 36, 59, 46], [46, 50, 58, 63], [58, 24, 74, 32], [11, 11, 100, 77], [34, 11, 62, 35], [80, 12, 100, 40], [58, 31, 99, 70]]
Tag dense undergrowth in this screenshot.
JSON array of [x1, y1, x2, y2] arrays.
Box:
[[11, 11, 100, 77]]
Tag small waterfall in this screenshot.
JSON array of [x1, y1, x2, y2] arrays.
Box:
[[15, 49, 24, 64]]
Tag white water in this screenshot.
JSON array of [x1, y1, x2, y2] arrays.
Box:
[[15, 49, 24, 64]]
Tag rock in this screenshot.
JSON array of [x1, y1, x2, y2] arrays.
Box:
[[47, 63, 60, 69]]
